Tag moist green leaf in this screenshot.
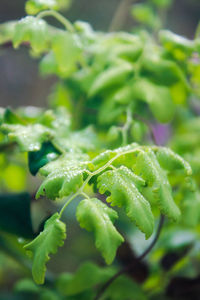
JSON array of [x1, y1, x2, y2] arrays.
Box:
[[92, 145, 190, 229], [154, 147, 192, 176], [52, 32, 83, 77], [54, 126, 98, 153], [91, 143, 139, 171], [1, 123, 53, 152], [24, 213, 66, 284], [39, 152, 89, 176], [13, 16, 48, 54], [37, 153, 89, 200], [134, 149, 180, 221], [98, 166, 154, 238], [76, 198, 124, 264]]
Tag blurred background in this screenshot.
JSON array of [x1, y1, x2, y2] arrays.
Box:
[[0, 0, 200, 108], [0, 1, 200, 298]]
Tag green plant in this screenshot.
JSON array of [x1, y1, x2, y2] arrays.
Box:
[[0, 0, 200, 299]]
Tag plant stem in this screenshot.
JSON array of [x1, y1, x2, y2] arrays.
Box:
[[121, 108, 132, 146], [195, 21, 200, 39], [59, 191, 81, 217], [109, 0, 134, 32], [94, 214, 165, 300], [36, 10, 74, 33], [91, 147, 138, 176], [137, 214, 165, 260], [59, 146, 141, 217]]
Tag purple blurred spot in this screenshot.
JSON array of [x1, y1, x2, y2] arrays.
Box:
[[152, 123, 171, 146]]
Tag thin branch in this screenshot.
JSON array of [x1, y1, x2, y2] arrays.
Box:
[[195, 21, 200, 39], [94, 214, 165, 300], [36, 10, 74, 33], [137, 214, 165, 260], [121, 108, 133, 146], [109, 0, 134, 32], [59, 146, 143, 218]]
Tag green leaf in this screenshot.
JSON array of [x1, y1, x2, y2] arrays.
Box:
[[150, 0, 172, 8], [88, 63, 133, 97], [76, 198, 124, 264], [111, 85, 133, 105], [25, 0, 71, 15], [74, 21, 95, 42], [13, 16, 48, 54], [132, 78, 175, 123], [154, 147, 192, 176], [49, 82, 72, 109], [92, 145, 189, 228], [0, 193, 34, 238], [28, 142, 61, 175], [3, 108, 26, 125], [39, 51, 59, 76], [181, 186, 200, 227], [131, 3, 160, 28], [56, 262, 115, 296], [24, 213, 66, 284], [39, 152, 89, 177], [103, 275, 147, 300], [113, 43, 143, 61], [50, 106, 71, 133], [159, 30, 195, 58], [0, 21, 16, 45], [15, 278, 41, 294], [40, 290, 61, 300], [54, 126, 98, 153], [1, 123, 53, 152], [134, 149, 180, 221], [98, 166, 154, 238], [36, 153, 89, 200], [159, 229, 196, 252], [0, 108, 5, 125], [141, 55, 188, 87], [97, 96, 125, 125], [52, 32, 83, 77], [131, 121, 147, 142], [91, 143, 139, 171], [107, 126, 121, 142]]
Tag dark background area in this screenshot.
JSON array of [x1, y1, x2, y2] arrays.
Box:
[[0, 0, 200, 108]]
